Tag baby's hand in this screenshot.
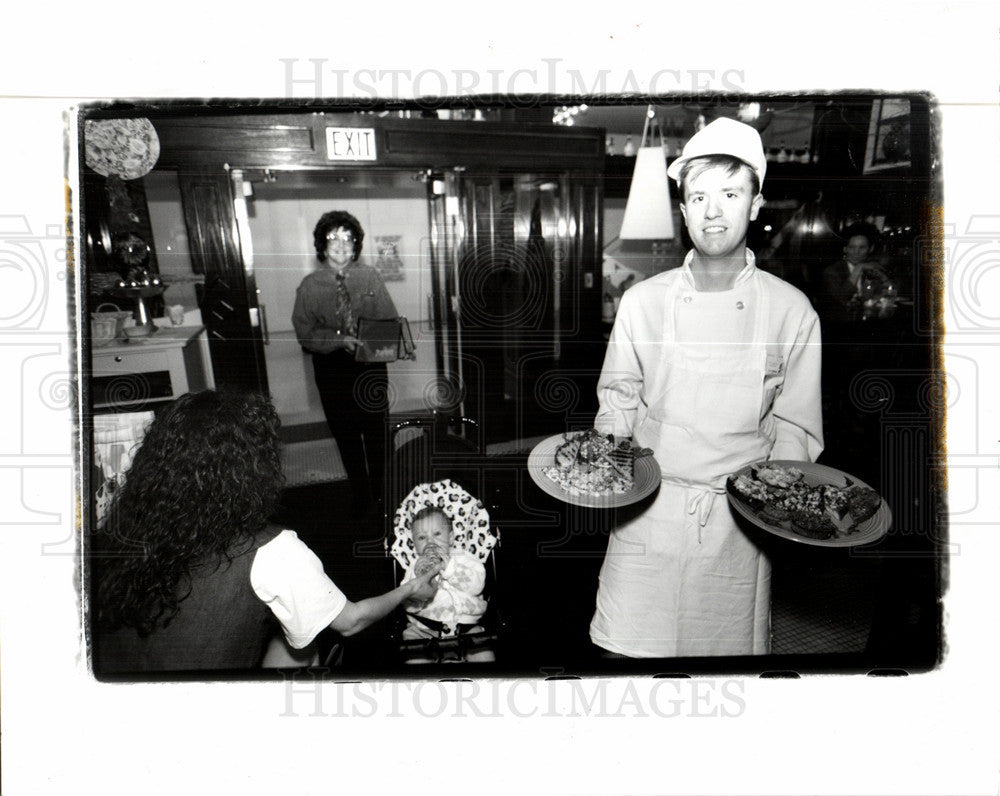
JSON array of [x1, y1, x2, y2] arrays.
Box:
[[413, 556, 444, 578]]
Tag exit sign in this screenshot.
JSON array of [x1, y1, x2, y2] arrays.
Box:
[[325, 127, 377, 161]]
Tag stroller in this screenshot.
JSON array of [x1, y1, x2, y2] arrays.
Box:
[[384, 416, 504, 663]]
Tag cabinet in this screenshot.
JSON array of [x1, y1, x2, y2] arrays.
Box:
[[90, 326, 211, 411]]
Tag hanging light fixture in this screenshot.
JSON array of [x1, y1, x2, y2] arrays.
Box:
[[618, 106, 675, 240], [84, 118, 160, 180], [553, 104, 589, 126]]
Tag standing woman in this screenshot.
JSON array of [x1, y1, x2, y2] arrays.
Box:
[[292, 211, 399, 510]]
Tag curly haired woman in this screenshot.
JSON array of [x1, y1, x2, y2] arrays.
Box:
[[92, 389, 436, 674], [292, 210, 399, 511]]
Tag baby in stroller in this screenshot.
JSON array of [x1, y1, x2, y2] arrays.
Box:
[[391, 479, 498, 662]]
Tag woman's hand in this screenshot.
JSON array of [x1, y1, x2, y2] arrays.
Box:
[[330, 569, 441, 637], [406, 570, 440, 606], [335, 332, 359, 352]]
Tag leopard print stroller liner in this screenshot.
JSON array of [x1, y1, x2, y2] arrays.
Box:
[[389, 479, 500, 660], [390, 478, 497, 572]]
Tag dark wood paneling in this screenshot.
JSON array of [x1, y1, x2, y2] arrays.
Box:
[[178, 172, 269, 395], [154, 116, 319, 169], [151, 113, 605, 172], [158, 121, 316, 152], [381, 125, 603, 169]]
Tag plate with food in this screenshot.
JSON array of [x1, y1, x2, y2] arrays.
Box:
[[726, 460, 891, 547], [527, 429, 661, 508]]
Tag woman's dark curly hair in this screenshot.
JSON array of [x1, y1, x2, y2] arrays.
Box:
[[313, 210, 365, 262], [95, 389, 285, 635]]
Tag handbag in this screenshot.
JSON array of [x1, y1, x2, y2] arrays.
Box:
[[354, 317, 416, 362]]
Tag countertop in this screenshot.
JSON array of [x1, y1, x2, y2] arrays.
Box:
[[93, 325, 205, 354]]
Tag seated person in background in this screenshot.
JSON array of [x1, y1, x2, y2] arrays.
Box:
[[402, 506, 488, 641], [818, 222, 892, 325], [92, 389, 437, 674]]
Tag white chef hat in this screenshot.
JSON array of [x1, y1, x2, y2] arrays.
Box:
[[666, 118, 766, 192]]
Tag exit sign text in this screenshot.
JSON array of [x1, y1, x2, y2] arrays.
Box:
[[325, 127, 377, 161]]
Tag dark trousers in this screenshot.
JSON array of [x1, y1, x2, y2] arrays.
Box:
[[312, 350, 388, 506]]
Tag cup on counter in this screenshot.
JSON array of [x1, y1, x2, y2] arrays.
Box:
[[167, 304, 185, 326], [91, 317, 118, 347]]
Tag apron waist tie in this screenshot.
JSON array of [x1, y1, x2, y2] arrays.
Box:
[[659, 477, 727, 540]]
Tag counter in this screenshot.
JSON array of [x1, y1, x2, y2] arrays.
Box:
[[90, 325, 212, 410]]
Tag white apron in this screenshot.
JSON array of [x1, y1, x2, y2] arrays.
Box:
[[591, 268, 775, 658]]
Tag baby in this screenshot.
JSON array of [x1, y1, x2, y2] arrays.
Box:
[[402, 506, 487, 640]]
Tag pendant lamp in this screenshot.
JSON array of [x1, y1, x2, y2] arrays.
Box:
[[84, 118, 160, 180], [618, 106, 674, 240]]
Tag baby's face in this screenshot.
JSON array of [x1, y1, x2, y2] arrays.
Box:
[[412, 513, 452, 557]]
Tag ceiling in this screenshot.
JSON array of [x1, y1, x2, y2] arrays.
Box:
[[561, 99, 816, 139]]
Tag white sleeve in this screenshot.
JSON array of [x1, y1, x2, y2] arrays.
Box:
[[443, 550, 486, 596], [250, 530, 348, 649], [595, 290, 643, 438], [771, 309, 825, 462]]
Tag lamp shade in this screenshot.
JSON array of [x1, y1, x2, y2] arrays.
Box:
[[84, 118, 160, 180], [619, 146, 674, 240]]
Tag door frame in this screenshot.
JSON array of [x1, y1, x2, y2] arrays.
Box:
[[177, 168, 269, 395]]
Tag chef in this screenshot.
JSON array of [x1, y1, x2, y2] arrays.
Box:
[[591, 118, 823, 658]]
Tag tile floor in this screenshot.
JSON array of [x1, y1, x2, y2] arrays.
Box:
[[280, 438, 346, 488]]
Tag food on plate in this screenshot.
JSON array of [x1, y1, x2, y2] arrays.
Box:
[[758, 502, 791, 523], [728, 463, 882, 539], [846, 485, 881, 522], [821, 484, 851, 521], [790, 510, 838, 539], [755, 465, 804, 489], [554, 436, 582, 470], [577, 430, 615, 464], [544, 428, 644, 497], [607, 446, 635, 479], [730, 474, 769, 510]]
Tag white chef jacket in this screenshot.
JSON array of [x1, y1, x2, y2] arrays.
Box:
[[590, 249, 823, 657]]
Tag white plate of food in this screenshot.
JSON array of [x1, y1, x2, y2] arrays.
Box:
[[726, 460, 891, 548], [527, 429, 661, 508]]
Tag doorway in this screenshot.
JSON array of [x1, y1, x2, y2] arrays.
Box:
[[228, 165, 602, 444], [432, 170, 603, 442], [241, 168, 435, 430]]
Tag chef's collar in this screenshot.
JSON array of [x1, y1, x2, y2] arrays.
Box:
[[681, 248, 757, 290]]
